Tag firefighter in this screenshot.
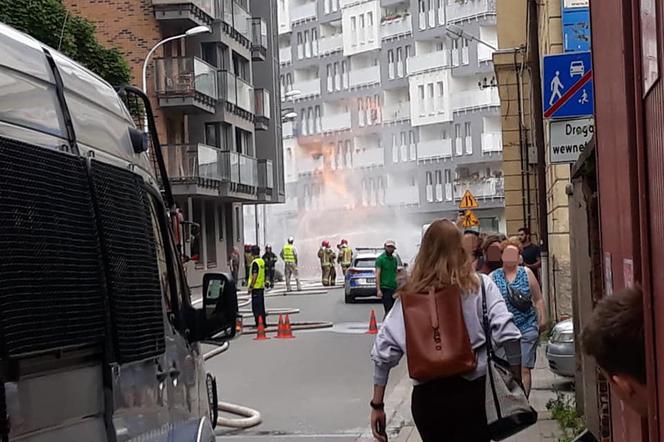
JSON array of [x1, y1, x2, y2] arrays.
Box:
[[280, 237, 302, 292], [262, 245, 278, 289], [327, 245, 337, 286], [247, 245, 267, 327], [318, 241, 329, 286], [338, 239, 353, 276]]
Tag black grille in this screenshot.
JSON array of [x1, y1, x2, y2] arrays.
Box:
[[0, 138, 106, 358], [90, 161, 165, 363]]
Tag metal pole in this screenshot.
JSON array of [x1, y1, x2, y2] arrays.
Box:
[[528, 0, 550, 306], [263, 204, 267, 247], [255, 203, 259, 246]]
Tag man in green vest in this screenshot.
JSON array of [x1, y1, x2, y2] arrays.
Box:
[[280, 236, 302, 292], [248, 245, 267, 327], [338, 239, 353, 276]]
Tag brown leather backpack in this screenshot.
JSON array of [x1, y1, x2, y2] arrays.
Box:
[[402, 286, 477, 382]]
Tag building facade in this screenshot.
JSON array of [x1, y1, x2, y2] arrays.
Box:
[[63, 0, 285, 286], [271, 0, 505, 267]]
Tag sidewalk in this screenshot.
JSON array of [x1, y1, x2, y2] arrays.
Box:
[[391, 346, 566, 442]]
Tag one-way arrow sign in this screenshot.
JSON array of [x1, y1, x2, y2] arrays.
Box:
[[543, 51, 594, 119]]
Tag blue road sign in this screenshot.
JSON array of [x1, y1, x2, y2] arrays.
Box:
[[562, 8, 591, 52], [543, 51, 594, 119]]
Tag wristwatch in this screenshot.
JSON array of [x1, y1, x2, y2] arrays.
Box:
[[370, 400, 385, 410]]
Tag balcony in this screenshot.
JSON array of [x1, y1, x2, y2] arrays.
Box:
[[417, 139, 453, 160], [279, 46, 292, 64], [446, 0, 496, 23], [319, 34, 343, 55], [219, 70, 254, 114], [322, 112, 351, 132], [152, 0, 215, 27], [349, 65, 381, 88], [452, 88, 500, 112], [407, 50, 449, 75], [220, 0, 251, 42], [251, 18, 267, 61], [291, 1, 316, 23], [294, 78, 321, 98], [381, 15, 412, 40], [299, 156, 324, 175], [258, 159, 274, 190], [254, 89, 271, 131], [386, 185, 419, 206], [154, 57, 217, 113], [382, 102, 411, 123], [354, 148, 384, 168], [454, 177, 504, 201], [481, 132, 503, 152]]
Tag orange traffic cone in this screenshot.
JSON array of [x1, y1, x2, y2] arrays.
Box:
[[275, 314, 286, 339], [282, 314, 295, 339], [367, 309, 378, 335], [254, 316, 270, 341], [235, 316, 243, 335]]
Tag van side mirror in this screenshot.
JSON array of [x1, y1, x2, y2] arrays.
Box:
[[128, 127, 147, 153], [188, 273, 238, 343]]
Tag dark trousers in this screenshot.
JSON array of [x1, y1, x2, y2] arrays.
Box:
[[251, 289, 266, 327], [411, 376, 489, 442], [266, 267, 275, 287], [381, 288, 396, 315]]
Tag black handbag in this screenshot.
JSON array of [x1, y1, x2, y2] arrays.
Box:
[[481, 280, 538, 440], [506, 283, 533, 313]]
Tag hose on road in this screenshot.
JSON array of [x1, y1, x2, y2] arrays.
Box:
[[216, 401, 262, 429]]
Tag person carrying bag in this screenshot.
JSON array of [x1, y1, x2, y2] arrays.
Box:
[[369, 220, 529, 442]]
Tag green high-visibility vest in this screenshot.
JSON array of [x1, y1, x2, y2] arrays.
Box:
[[251, 258, 266, 289], [282, 244, 296, 263]]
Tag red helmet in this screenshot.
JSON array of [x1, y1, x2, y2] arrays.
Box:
[[341, 239, 348, 245], [322, 240, 330, 247]]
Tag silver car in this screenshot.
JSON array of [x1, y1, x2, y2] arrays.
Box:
[[546, 319, 576, 378]]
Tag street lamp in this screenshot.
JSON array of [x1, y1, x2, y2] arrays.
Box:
[[281, 110, 298, 121], [445, 24, 497, 51], [141, 25, 212, 94]]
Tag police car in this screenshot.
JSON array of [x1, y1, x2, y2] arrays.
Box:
[[343, 248, 407, 303]]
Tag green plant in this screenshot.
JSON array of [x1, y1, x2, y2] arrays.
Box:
[[0, 0, 131, 85], [546, 391, 585, 442]]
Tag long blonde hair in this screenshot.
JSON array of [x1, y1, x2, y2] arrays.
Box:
[[401, 219, 479, 295]]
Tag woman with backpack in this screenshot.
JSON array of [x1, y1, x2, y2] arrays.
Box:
[[369, 219, 524, 442]]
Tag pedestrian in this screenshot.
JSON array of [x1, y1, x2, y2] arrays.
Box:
[[518, 227, 541, 280], [229, 246, 240, 283], [243, 244, 253, 286], [247, 245, 267, 327], [581, 286, 647, 417], [375, 240, 399, 315], [262, 245, 278, 289], [280, 236, 302, 292], [490, 238, 546, 396], [370, 219, 522, 442], [462, 229, 483, 271], [339, 239, 353, 276], [478, 233, 506, 275]]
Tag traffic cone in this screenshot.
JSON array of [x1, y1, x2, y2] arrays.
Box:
[[254, 316, 269, 341], [366, 309, 378, 335], [275, 313, 286, 339], [282, 314, 295, 339], [235, 316, 243, 335]]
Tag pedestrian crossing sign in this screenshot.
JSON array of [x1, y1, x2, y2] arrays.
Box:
[[462, 210, 480, 228], [459, 190, 479, 209]]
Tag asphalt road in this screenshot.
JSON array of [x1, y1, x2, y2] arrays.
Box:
[[204, 281, 410, 441]]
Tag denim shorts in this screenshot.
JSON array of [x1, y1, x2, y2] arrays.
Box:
[[520, 328, 539, 369]]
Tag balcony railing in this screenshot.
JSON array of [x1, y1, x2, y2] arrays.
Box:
[[294, 78, 321, 98], [381, 15, 412, 39], [238, 153, 258, 186], [291, 1, 316, 22], [219, 70, 254, 112], [454, 177, 504, 200], [417, 139, 453, 160], [152, 0, 216, 23], [446, 0, 496, 23], [382, 102, 411, 122], [258, 159, 274, 189], [319, 34, 343, 55], [220, 0, 251, 39], [254, 88, 271, 119], [154, 57, 217, 113], [279, 46, 292, 64], [299, 156, 324, 174], [452, 88, 500, 111], [481, 132, 503, 152], [163, 143, 224, 183], [349, 65, 381, 88], [354, 148, 384, 168], [407, 50, 449, 75], [386, 185, 419, 206], [322, 112, 351, 132]]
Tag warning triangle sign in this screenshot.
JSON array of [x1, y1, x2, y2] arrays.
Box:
[[462, 210, 480, 228], [459, 190, 479, 209]]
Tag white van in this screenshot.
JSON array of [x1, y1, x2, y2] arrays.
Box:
[[0, 23, 237, 442]]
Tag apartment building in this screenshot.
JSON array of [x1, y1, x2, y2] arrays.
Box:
[[63, 0, 285, 285], [272, 0, 504, 255]]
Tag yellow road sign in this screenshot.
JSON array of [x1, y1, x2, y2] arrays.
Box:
[[462, 210, 480, 228], [459, 190, 479, 209]]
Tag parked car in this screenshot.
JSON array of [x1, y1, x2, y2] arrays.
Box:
[[546, 319, 576, 378], [344, 248, 407, 303]]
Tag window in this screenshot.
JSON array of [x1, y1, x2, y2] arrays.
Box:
[[297, 32, 304, 59], [418, 85, 425, 115], [400, 131, 408, 161], [367, 96, 375, 124], [304, 30, 310, 57], [351, 17, 357, 45], [367, 12, 374, 42], [445, 169, 453, 201], [307, 107, 314, 134], [345, 140, 353, 167], [205, 123, 219, 148], [341, 61, 348, 88], [359, 15, 365, 43], [325, 0, 330, 13], [392, 133, 399, 163], [334, 62, 340, 90], [437, 81, 444, 111], [286, 73, 293, 91], [409, 130, 417, 161], [396, 47, 404, 77], [358, 98, 365, 127], [438, 0, 445, 24], [455, 123, 463, 155], [315, 106, 322, 133], [405, 45, 412, 71], [312, 28, 319, 56], [300, 109, 307, 135], [435, 170, 443, 202], [465, 122, 472, 154], [419, 0, 426, 30], [428, 0, 435, 27], [462, 38, 470, 65], [327, 64, 333, 91], [218, 204, 224, 241], [427, 83, 435, 114], [235, 207, 241, 242], [426, 172, 434, 202], [388, 49, 395, 79]]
